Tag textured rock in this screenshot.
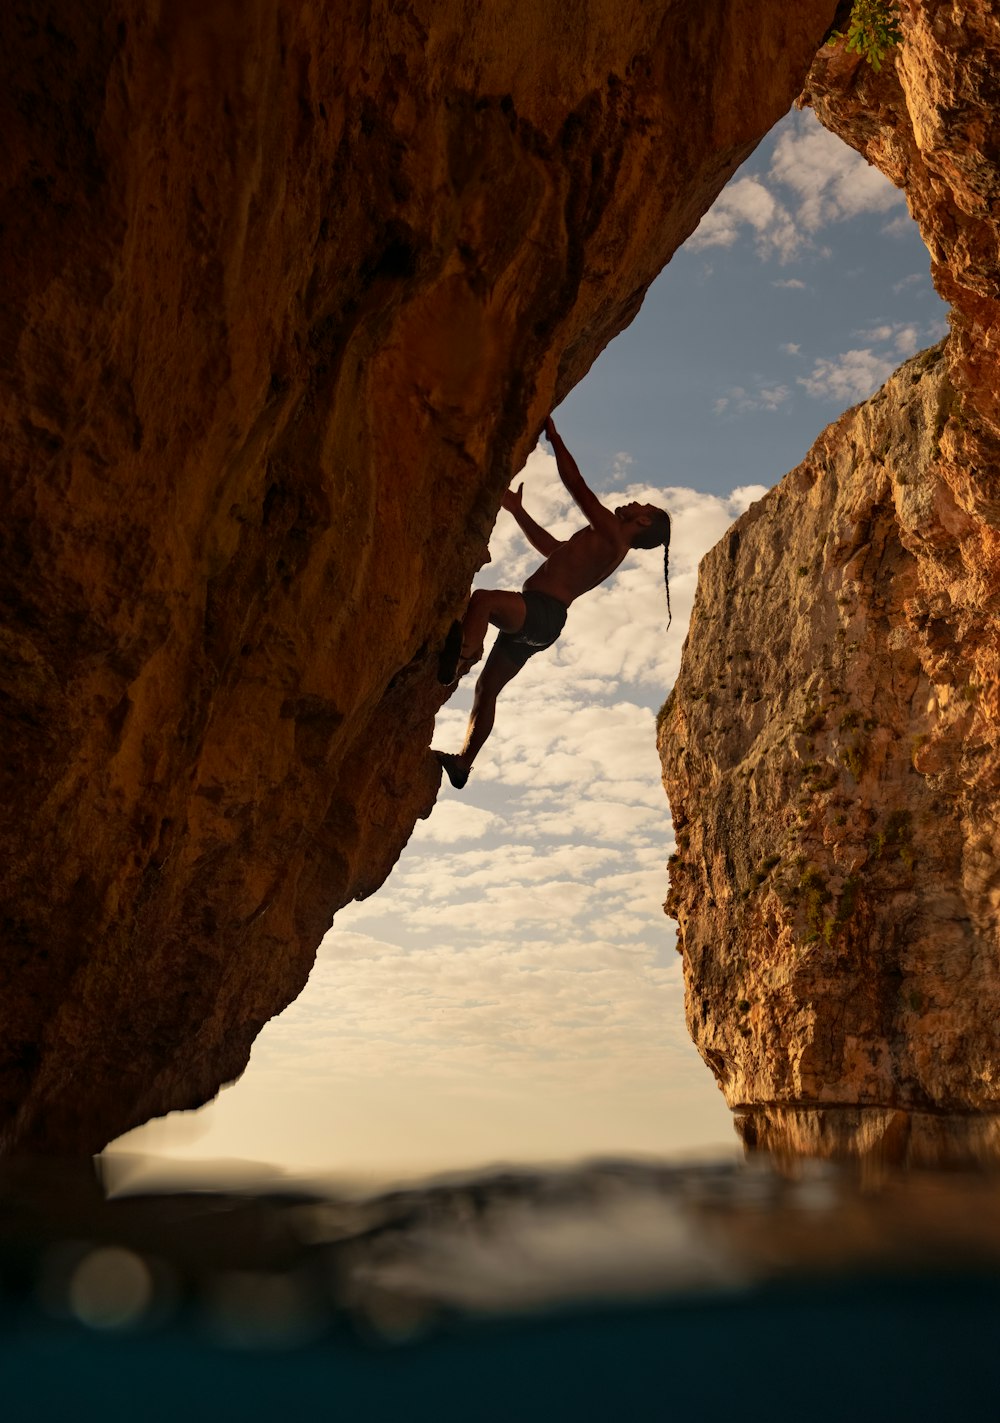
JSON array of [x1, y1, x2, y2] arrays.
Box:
[[661, 1, 1000, 1163], [662, 347, 1000, 1158], [0, 1, 839, 1153], [804, 0, 1000, 433]]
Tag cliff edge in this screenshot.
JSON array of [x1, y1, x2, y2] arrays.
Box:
[[661, 1, 1000, 1165]]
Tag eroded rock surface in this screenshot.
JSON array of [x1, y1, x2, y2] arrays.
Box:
[[661, 1, 1000, 1164], [0, 2, 839, 1152]]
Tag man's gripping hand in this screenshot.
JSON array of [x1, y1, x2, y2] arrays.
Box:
[[501, 482, 524, 515]]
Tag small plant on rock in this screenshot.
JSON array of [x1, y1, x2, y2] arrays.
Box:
[[827, 0, 904, 71]]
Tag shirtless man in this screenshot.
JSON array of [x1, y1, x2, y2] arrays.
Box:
[[435, 416, 671, 790]]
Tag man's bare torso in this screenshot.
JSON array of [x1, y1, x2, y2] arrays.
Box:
[[523, 525, 628, 606]]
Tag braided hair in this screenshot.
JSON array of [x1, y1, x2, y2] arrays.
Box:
[[631, 508, 672, 629]]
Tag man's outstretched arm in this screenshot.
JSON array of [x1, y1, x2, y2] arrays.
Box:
[[544, 417, 616, 536], [502, 483, 560, 556]]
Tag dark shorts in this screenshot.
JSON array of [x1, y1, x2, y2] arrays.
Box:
[[495, 590, 568, 669]]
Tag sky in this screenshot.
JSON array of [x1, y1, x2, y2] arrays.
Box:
[[111, 108, 949, 1191]]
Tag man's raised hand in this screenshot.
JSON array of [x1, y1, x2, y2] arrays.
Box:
[[501, 482, 525, 514]]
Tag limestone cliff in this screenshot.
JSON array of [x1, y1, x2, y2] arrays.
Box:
[[0, 2, 840, 1153], [661, 0, 1000, 1165]]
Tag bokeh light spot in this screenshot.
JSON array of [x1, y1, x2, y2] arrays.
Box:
[[68, 1247, 152, 1330]]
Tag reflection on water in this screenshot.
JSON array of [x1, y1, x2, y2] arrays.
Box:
[[2, 1153, 999, 1419], [735, 1104, 1000, 1167]]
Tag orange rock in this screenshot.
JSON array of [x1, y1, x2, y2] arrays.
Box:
[[0, 2, 838, 1152]]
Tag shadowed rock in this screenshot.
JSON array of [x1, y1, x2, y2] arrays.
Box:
[[0, 1, 838, 1152]]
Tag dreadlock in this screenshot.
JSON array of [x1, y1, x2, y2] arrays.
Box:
[[631, 508, 672, 629]]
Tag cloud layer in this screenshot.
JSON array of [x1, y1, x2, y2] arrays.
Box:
[[109, 109, 949, 1187], [117, 448, 752, 1180], [689, 110, 905, 262], [690, 112, 949, 415]]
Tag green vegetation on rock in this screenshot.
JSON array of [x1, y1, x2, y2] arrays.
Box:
[[827, 0, 903, 71]]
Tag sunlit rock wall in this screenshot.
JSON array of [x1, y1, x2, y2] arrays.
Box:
[[0, 1, 839, 1152], [661, 0, 1000, 1165]]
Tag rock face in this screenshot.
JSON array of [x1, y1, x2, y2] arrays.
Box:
[[0, 2, 839, 1153], [661, 1, 1000, 1165]]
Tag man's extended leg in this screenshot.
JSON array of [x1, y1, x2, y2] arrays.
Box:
[[436, 642, 523, 788], [439, 589, 526, 684]]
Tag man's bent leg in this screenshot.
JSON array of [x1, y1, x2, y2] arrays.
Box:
[[436, 643, 523, 789], [462, 589, 526, 663], [439, 590, 525, 687]]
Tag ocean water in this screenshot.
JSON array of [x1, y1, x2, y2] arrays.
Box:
[[2, 1154, 999, 1420]]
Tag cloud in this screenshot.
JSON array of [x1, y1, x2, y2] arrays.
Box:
[[714, 382, 791, 415], [687, 176, 800, 261], [796, 347, 896, 402], [611, 451, 634, 480], [772, 278, 806, 289], [758, 384, 791, 409], [893, 272, 925, 294], [419, 800, 500, 844], [728, 485, 768, 515], [769, 115, 904, 230], [799, 317, 950, 403], [780, 342, 801, 355], [894, 324, 921, 355], [687, 110, 905, 264], [882, 213, 914, 237], [117, 453, 765, 1179], [257, 926, 696, 1101]]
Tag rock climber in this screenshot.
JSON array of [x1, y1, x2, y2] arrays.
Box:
[[434, 415, 671, 790]]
